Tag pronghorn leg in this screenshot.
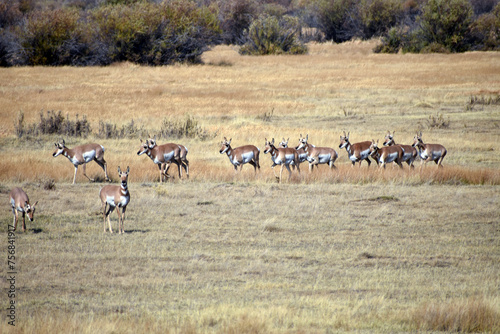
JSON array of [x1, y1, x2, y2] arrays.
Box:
[[95, 158, 109, 181], [121, 206, 127, 234], [21, 212, 26, 232], [248, 160, 257, 172], [279, 164, 285, 183], [82, 163, 95, 182], [102, 203, 107, 233], [115, 208, 122, 234], [271, 165, 279, 180], [157, 164, 164, 183], [73, 166, 79, 184], [182, 159, 189, 178], [12, 210, 18, 231], [107, 206, 115, 233]]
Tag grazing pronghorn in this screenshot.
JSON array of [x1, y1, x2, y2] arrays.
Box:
[[219, 137, 261, 172], [296, 134, 338, 172], [412, 132, 447, 169], [383, 131, 418, 168], [369, 140, 404, 169], [99, 166, 130, 234], [137, 138, 183, 182], [339, 132, 377, 167], [9, 187, 38, 232], [264, 138, 300, 183], [53, 139, 109, 184], [147, 136, 189, 179]]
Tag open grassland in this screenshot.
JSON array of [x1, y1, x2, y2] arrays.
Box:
[[0, 40, 499, 332]]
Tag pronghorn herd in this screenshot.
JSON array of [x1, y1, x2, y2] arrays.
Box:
[[10, 132, 446, 233]]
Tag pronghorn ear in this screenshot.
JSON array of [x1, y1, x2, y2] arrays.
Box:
[[126, 166, 130, 173], [306, 134, 308, 140], [33, 201, 38, 208], [62, 139, 65, 146], [228, 138, 232, 144], [271, 138, 275, 145], [118, 166, 122, 174], [25, 201, 29, 206]]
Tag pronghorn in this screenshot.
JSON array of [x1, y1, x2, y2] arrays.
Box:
[[99, 166, 130, 234], [369, 139, 404, 169], [137, 138, 183, 182], [264, 138, 300, 183], [383, 131, 418, 168], [147, 136, 189, 179], [412, 132, 447, 168], [9, 187, 38, 232], [339, 132, 378, 167], [279, 137, 308, 168], [219, 137, 261, 172], [53, 139, 109, 184], [296, 134, 338, 171]]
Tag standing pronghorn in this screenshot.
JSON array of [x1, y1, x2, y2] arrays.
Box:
[[53, 139, 109, 184], [147, 136, 189, 179], [296, 134, 338, 172], [264, 138, 300, 183], [383, 131, 418, 168], [99, 166, 130, 234], [369, 139, 404, 169], [279, 137, 308, 168], [219, 137, 261, 172], [412, 132, 447, 169], [137, 138, 183, 182], [339, 132, 377, 167], [9, 187, 38, 232]]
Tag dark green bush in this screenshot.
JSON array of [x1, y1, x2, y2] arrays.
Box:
[[468, 3, 500, 51], [239, 15, 307, 55], [358, 0, 403, 39], [314, 0, 360, 42], [218, 0, 259, 45], [419, 0, 474, 52]]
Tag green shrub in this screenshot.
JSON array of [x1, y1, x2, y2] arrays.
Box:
[[239, 15, 307, 55], [315, 0, 359, 42], [468, 3, 500, 51], [358, 0, 403, 39], [418, 0, 474, 52]]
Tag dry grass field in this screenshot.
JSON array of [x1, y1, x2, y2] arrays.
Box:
[[0, 40, 499, 333]]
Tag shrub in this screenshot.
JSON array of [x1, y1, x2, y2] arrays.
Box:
[[239, 15, 307, 55], [218, 0, 260, 45], [418, 0, 474, 52], [14, 110, 91, 138], [158, 114, 217, 141], [97, 119, 146, 139], [468, 4, 500, 51], [315, 0, 360, 42], [358, 0, 404, 39]]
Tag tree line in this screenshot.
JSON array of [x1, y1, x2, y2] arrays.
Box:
[[0, 0, 498, 66]]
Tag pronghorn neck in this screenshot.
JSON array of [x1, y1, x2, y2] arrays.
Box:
[[120, 180, 129, 195], [62, 146, 74, 159], [224, 145, 233, 157], [344, 141, 352, 154]]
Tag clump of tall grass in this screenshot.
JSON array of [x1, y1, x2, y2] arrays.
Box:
[[15, 110, 91, 138], [411, 297, 499, 332], [158, 114, 217, 141], [96, 119, 147, 139]]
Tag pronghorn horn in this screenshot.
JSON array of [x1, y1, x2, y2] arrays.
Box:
[[306, 134, 308, 140]]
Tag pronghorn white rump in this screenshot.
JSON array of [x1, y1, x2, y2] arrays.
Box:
[[219, 137, 260, 172], [9, 187, 38, 232], [412, 132, 447, 169], [339, 131, 377, 167], [296, 134, 337, 172], [52, 139, 109, 184], [99, 166, 130, 234], [383, 131, 417, 168], [369, 139, 404, 169], [264, 138, 300, 183]]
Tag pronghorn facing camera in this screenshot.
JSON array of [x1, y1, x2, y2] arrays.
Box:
[[147, 136, 188, 179], [219, 137, 261, 172], [9, 187, 38, 232], [369, 140, 404, 169], [339, 132, 377, 167], [99, 166, 130, 234], [296, 134, 338, 172], [53, 139, 109, 184], [264, 138, 300, 183], [383, 131, 418, 168], [412, 132, 447, 169], [279, 137, 308, 167]]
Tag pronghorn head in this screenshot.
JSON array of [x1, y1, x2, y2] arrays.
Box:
[[383, 131, 395, 146], [219, 137, 231, 154], [52, 139, 66, 157], [278, 138, 289, 148], [339, 131, 350, 149], [412, 132, 423, 148], [137, 139, 150, 156], [296, 134, 309, 151], [117, 166, 130, 184], [147, 135, 157, 149], [369, 139, 380, 157], [264, 138, 275, 154], [24, 200, 38, 221]]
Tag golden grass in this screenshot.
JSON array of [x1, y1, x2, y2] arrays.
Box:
[[0, 40, 499, 333]]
